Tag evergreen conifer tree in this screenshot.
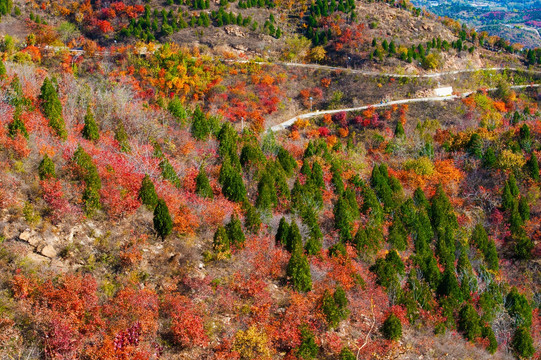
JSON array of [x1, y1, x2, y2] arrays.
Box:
[[381, 313, 402, 340], [115, 122, 131, 152], [38, 154, 55, 180], [286, 221, 303, 253], [226, 213, 245, 248], [153, 198, 173, 240], [195, 166, 214, 199], [512, 327, 535, 359], [213, 225, 230, 253], [139, 174, 158, 209], [458, 303, 481, 341], [190, 106, 210, 140], [39, 77, 66, 139], [286, 248, 312, 292], [81, 107, 99, 142], [525, 153, 539, 181], [334, 196, 353, 243], [388, 217, 407, 251], [276, 217, 290, 246], [244, 202, 261, 233]]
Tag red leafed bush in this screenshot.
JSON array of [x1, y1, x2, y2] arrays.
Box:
[[97, 20, 114, 33], [163, 295, 209, 348], [40, 179, 72, 223], [333, 111, 347, 127], [319, 127, 331, 137]]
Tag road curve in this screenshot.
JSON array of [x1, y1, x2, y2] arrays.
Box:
[[226, 59, 541, 78], [270, 84, 541, 132]]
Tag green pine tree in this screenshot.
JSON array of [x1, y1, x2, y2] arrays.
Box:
[[81, 107, 99, 142], [287, 248, 312, 292], [115, 122, 131, 152], [286, 221, 303, 253], [226, 213, 245, 248], [296, 325, 318, 359], [458, 303, 481, 341], [525, 153, 539, 181], [190, 106, 210, 140], [38, 154, 55, 180], [395, 120, 405, 137], [153, 198, 173, 240], [276, 217, 290, 247], [512, 326, 535, 359], [139, 174, 158, 209], [39, 77, 66, 139], [244, 202, 261, 233], [213, 225, 230, 253], [381, 313, 402, 340], [334, 196, 353, 243], [195, 166, 214, 199]]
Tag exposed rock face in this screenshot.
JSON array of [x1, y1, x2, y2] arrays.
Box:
[[224, 25, 246, 38], [18, 228, 59, 258]]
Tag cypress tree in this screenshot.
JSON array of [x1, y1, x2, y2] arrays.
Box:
[[39, 77, 66, 139], [458, 303, 481, 341], [226, 213, 245, 248], [506, 287, 533, 328], [437, 268, 461, 302], [508, 173, 519, 198], [153, 198, 173, 240], [300, 161, 312, 179], [286, 221, 303, 253], [485, 239, 499, 271], [286, 248, 312, 292], [339, 347, 356, 360], [311, 161, 325, 188], [514, 234, 534, 260], [222, 166, 246, 202], [8, 107, 28, 139], [467, 133, 483, 159], [381, 313, 402, 340], [482, 147, 497, 168], [195, 166, 213, 199], [81, 107, 99, 142], [115, 122, 131, 152], [73, 146, 101, 214], [525, 153, 539, 181], [276, 217, 290, 246], [331, 167, 344, 195], [395, 120, 405, 137], [502, 182, 515, 211], [296, 325, 318, 358], [413, 187, 430, 212], [277, 147, 297, 175], [344, 187, 360, 218], [321, 289, 340, 328], [213, 225, 230, 253], [256, 171, 277, 210], [244, 203, 261, 233], [304, 235, 322, 255], [0, 61, 5, 78], [388, 217, 407, 251], [334, 196, 353, 243], [512, 327, 535, 358], [160, 157, 181, 188], [38, 154, 55, 180], [218, 121, 237, 158], [518, 196, 530, 221], [482, 325, 498, 354], [139, 174, 158, 209], [190, 106, 210, 140]]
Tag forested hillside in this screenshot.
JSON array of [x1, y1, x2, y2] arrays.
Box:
[[0, 0, 538, 359]]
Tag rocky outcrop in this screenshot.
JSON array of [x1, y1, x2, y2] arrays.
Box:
[[18, 229, 58, 258]]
